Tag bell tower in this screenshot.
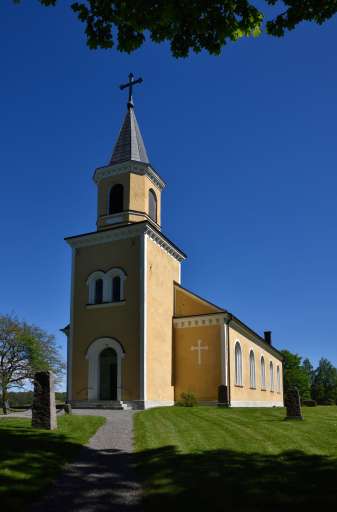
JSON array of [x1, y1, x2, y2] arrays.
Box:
[[65, 74, 186, 409], [94, 73, 164, 231]]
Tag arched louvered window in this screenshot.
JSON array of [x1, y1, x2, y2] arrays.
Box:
[[112, 276, 121, 302], [109, 184, 124, 214], [94, 278, 103, 304], [149, 189, 157, 223], [235, 342, 243, 386], [277, 366, 281, 393], [261, 356, 266, 390], [249, 350, 256, 389], [270, 361, 274, 392]]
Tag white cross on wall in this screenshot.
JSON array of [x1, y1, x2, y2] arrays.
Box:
[[191, 339, 208, 366]]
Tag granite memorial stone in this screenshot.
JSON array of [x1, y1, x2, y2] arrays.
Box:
[[32, 371, 57, 430], [285, 387, 303, 420]]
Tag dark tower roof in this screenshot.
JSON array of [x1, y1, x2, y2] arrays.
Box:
[[110, 105, 149, 166]]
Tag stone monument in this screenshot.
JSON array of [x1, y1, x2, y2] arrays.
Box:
[[32, 371, 57, 430], [285, 387, 303, 420], [217, 384, 229, 407]]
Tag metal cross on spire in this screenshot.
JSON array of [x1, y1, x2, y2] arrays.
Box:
[[119, 72, 143, 109]]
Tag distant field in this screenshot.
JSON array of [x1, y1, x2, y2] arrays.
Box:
[[0, 415, 105, 511], [134, 406, 337, 511]]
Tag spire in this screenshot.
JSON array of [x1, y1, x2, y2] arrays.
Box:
[[109, 73, 149, 166], [110, 106, 149, 165]]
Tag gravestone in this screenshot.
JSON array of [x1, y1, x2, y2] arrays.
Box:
[[285, 387, 303, 420], [32, 371, 57, 430], [64, 403, 72, 415], [217, 385, 229, 407]]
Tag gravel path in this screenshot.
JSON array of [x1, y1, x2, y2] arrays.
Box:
[[30, 410, 142, 512]]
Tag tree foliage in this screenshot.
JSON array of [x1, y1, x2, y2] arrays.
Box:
[[0, 314, 65, 414], [280, 350, 311, 400], [312, 358, 337, 403], [15, 1, 337, 57]]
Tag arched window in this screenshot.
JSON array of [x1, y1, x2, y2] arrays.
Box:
[[277, 366, 281, 393], [270, 361, 274, 391], [149, 189, 157, 223], [109, 184, 124, 214], [112, 276, 121, 302], [249, 350, 256, 389], [235, 342, 243, 386], [261, 356, 266, 390], [94, 278, 103, 304]]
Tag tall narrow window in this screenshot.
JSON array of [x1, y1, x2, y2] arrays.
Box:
[[94, 278, 103, 304], [277, 366, 281, 393], [261, 356, 266, 390], [109, 184, 124, 214], [270, 361, 274, 391], [112, 276, 121, 302], [235, 342, 243, 386], [249, 350, 256, 389], [149, 189, 157, 223]]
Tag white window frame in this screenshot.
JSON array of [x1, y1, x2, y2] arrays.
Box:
[[235, 341, 243, 386], [249, 350, 256, 389], [261, 356, 266, 390], [270, 361, 274, 392], [106, 268, 127, 302], [87, 268, 127, 304], [276, 365, 281, 393]]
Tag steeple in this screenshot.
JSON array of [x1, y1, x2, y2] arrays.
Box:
[[110, 106, 149, 165], [94, 73, 165, 232]]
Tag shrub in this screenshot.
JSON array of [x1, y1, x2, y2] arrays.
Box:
[[302, 399, 317, 407], [176, 392, 197, 407]]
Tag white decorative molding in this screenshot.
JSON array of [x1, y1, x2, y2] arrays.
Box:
[[66, 222, 186, 263], [139, 234, 148, 401], [173, 313, 225, 328], [86, 337, 125, 401], [230, 400, 284, 408], [93, 161, 165, 191]]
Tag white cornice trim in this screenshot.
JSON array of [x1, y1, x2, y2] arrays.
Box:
[[93, 161, 165, 191], [229, 318, 283, 361], [173, 313, 226, 328], [65, 223, 186, 263]]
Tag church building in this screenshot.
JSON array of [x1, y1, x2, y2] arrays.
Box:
[[64, 74, 284, 409]]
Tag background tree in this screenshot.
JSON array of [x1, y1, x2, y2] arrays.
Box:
[[302, 357, 315, 387], [13, 1, 337, 57], [312, 358, 337, 403], [0, 314, 65, 414], [280, 350, 311, 400]]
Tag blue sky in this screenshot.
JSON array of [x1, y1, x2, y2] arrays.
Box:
[[1, 2, 336, 388]]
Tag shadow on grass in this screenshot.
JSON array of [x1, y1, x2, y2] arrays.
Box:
[[134, 445, 337, 512], [2, 424, 337, 512], [0, 422, 141, 512]]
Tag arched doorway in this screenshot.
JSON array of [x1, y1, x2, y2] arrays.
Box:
[[86, 337, 125, 401], [99, 348, 117, 400]]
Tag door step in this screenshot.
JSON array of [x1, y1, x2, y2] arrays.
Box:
[[71, 400, 131, 410]]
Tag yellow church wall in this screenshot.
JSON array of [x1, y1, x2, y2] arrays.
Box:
[[174, 286, 223, 317], [146, 237, 180, 403], [96, 173, 161, 229], [173, 324, 222, 401], [228, 324, 284, 406], [71, 236, 141, 401]]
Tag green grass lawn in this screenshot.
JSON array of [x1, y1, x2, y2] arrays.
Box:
[[134, 406, 337, 511], [0, 415, 105, 511]]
